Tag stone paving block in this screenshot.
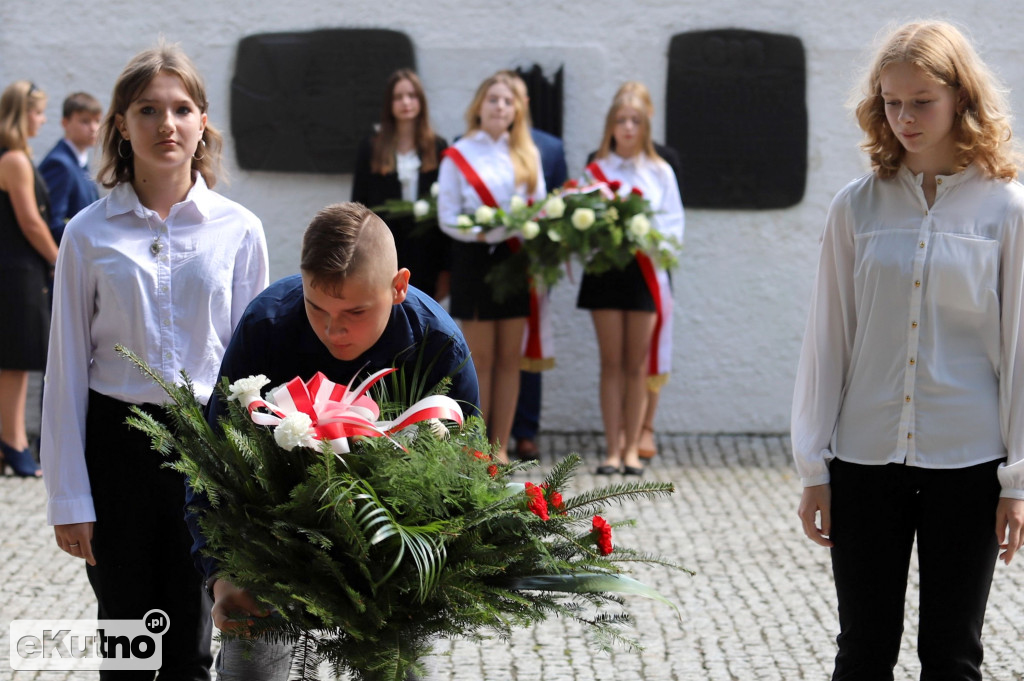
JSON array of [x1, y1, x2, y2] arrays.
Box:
[[4, 434, 1024, 679]]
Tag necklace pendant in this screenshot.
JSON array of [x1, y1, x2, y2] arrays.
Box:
[[150, 239, 162, 256]]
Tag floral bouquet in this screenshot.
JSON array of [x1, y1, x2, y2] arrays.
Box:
[[371, 182, 440, 239], [487, 180, 680, 302], [117, 346, 688, 681], [452, 193, 543, 239]]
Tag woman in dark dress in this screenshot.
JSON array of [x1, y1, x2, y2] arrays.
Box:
[[0, 80, 58, 477], [352, 69, 449, 300]]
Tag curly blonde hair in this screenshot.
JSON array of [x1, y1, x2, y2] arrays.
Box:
[[855, 20, 1018, 180]]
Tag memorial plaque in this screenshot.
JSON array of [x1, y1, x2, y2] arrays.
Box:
[[231, 29, 415, 174], [666, 30, 806, 209]]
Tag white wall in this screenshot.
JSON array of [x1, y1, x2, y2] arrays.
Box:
[[3, 0, 1022, 433]]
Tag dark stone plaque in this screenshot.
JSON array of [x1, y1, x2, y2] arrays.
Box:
[[666, 29, 806, 209], [231, 29, 415, 174]]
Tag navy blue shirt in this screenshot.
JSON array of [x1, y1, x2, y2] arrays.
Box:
[[187, 274, 480, 579]]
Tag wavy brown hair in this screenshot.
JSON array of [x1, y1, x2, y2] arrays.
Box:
[[463, 72, 539, 193], [0, 81, 47, 156], [97, 42, 224, 189], [371, 69, 439, 175], [855, 20, 1018, 180]]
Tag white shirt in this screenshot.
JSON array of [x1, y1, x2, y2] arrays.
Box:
[[437, 130, 546, 244], [591, 152, 685, 249], [41, 176, 270, 525], [791, 165, 1024, 498], [395, 149, 420, 202]]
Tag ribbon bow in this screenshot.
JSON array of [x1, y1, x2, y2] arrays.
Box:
[[237, 369, 464, 454]]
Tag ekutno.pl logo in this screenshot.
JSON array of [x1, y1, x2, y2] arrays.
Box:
[[9, 609, 168, 671]]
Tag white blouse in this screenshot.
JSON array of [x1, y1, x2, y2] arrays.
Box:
[[590, 152, 684, 249], [791, 165, 1024, 498], [41, 176, 270, 525], [437, 130, 546, 244], [395, 149, 420, 202]]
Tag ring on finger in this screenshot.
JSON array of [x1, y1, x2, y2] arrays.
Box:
[[68, 543, 80, 548]]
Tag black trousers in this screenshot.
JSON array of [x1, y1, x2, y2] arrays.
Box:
[[84, 390, 212, 680], [829, 458, 1001, 681]]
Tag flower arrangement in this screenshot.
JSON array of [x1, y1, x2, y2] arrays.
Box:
[[486, 180, 681, 302], [116, 346, 688, 681], [371, 182, 441, 238], [453, 193, 542, 239]]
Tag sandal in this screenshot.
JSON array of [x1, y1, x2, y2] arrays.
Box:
[[0, 440, 41, 477], [638, 425, 657, 460]]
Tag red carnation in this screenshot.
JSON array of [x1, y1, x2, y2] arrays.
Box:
[[608, 180, 622, 192], [592, 515, 613, 555], [524, 482, 550, 521], [540, 483, 566, 514], [630, 187, 644, 197], [564, 179, 579, 189]]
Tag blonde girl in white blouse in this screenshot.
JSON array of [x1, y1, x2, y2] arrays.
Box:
[[792, 20, 1024, 679]]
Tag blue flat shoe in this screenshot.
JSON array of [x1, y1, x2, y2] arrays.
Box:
[[0, 440, 41, 477]]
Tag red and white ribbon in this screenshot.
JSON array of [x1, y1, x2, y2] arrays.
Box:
[[235, 369, 464, 455]]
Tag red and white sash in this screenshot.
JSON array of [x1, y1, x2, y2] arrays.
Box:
[[443, 147, 554, 372], [586, 161, 672, 388]]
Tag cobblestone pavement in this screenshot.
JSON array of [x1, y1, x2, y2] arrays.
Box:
[[4, 431, 1024, 680]]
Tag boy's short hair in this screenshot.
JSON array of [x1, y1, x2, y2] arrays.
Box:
[[300, 202, 397, 294], [62, 92, 102, 120]]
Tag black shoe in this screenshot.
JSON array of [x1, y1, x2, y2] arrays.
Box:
[[623, 464, 644, 476], [515, 438, 540, 461], [595, 464, 622, 475]]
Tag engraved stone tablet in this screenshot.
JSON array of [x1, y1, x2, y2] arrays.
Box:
[[666, 30, 807, 209], [231, 29, 415, 174]]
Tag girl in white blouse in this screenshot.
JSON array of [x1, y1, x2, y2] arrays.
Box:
[[41, 43, 268, 678], [577, 85, 683, 476], [793, 20, 1024, 679], [437, 72, 545, 463]]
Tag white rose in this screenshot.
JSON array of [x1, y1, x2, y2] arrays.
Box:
[[274, 412, 316, 451], [413, 199, 430, 218], [628, 214, 651, 238], [226, 375, 270, 403], [475, 205, 497, 224], [544, 195, 566, 219], [456, 215, 474, 230], [430, 181, 439, 198], [521, 220, 540, 240], [571, 207, 596, 230], [509, 195, 526, 212], [547, 229, 562, 242]]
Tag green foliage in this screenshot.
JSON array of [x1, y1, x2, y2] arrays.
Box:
[[116, 345, 689, 681]]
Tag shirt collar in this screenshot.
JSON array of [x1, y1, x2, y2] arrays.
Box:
[[898, 163, 979, 190], [105, 172, 212, 221], [469, 129, 509, 146], [606, 151, 646, 170], [61, 138, 89, 167]]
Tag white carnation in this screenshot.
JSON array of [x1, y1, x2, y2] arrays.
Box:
[[456, 215, 474, 229], [274, 412, 316, 451], [544, 195, 566, 219], [547, 229, 562, 242], [628, 214, 651, 238], [226, 375, 270, 403], [509, 195, 526, 212], [413, 199, 430, 217], [571, 207, 596, 230], [430, 181, 439, 198], [521, 220, 540, 240], [475, 205, 497, 224]]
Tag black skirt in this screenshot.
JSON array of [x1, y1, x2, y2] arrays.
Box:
[[0, 262, 50, 369], [449, 240, 530, 320], [576, 258, 655, 312]]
